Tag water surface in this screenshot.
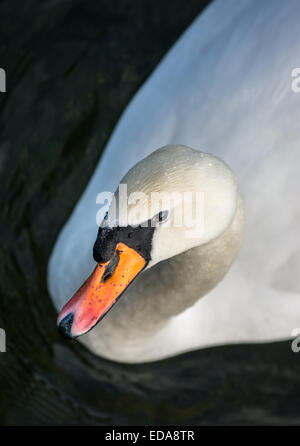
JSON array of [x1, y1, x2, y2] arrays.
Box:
[[0, 0, 299, 426]]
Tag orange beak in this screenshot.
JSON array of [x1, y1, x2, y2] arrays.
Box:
[[57, 242, 146, 338]]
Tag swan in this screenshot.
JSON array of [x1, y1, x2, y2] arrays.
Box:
[[48, 0, 300, 363]]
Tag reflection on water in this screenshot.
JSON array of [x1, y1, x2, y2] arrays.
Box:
[[0, 0, 300, 426]]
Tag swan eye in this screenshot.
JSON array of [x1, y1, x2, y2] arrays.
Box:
[[151, 210, 169, 226]]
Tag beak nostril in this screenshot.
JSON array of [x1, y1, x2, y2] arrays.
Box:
[[58, 313, 74, 339], [102, 249, 120, 283]]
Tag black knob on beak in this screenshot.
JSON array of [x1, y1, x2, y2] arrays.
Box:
[[58, 313, 74, 339]]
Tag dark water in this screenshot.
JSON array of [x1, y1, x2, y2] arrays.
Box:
[[0, 0, 300, 426]]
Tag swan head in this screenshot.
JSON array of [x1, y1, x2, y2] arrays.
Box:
[[57, 145, 239, 339]]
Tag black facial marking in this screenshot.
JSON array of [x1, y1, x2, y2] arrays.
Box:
[[93, 226, 118, 263], [93, 219, 155, 264]]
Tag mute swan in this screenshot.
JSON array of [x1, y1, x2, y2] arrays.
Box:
[[48, 0, 300, 363]]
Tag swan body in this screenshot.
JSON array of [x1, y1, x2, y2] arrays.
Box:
[[48, 0, 300, 363]]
